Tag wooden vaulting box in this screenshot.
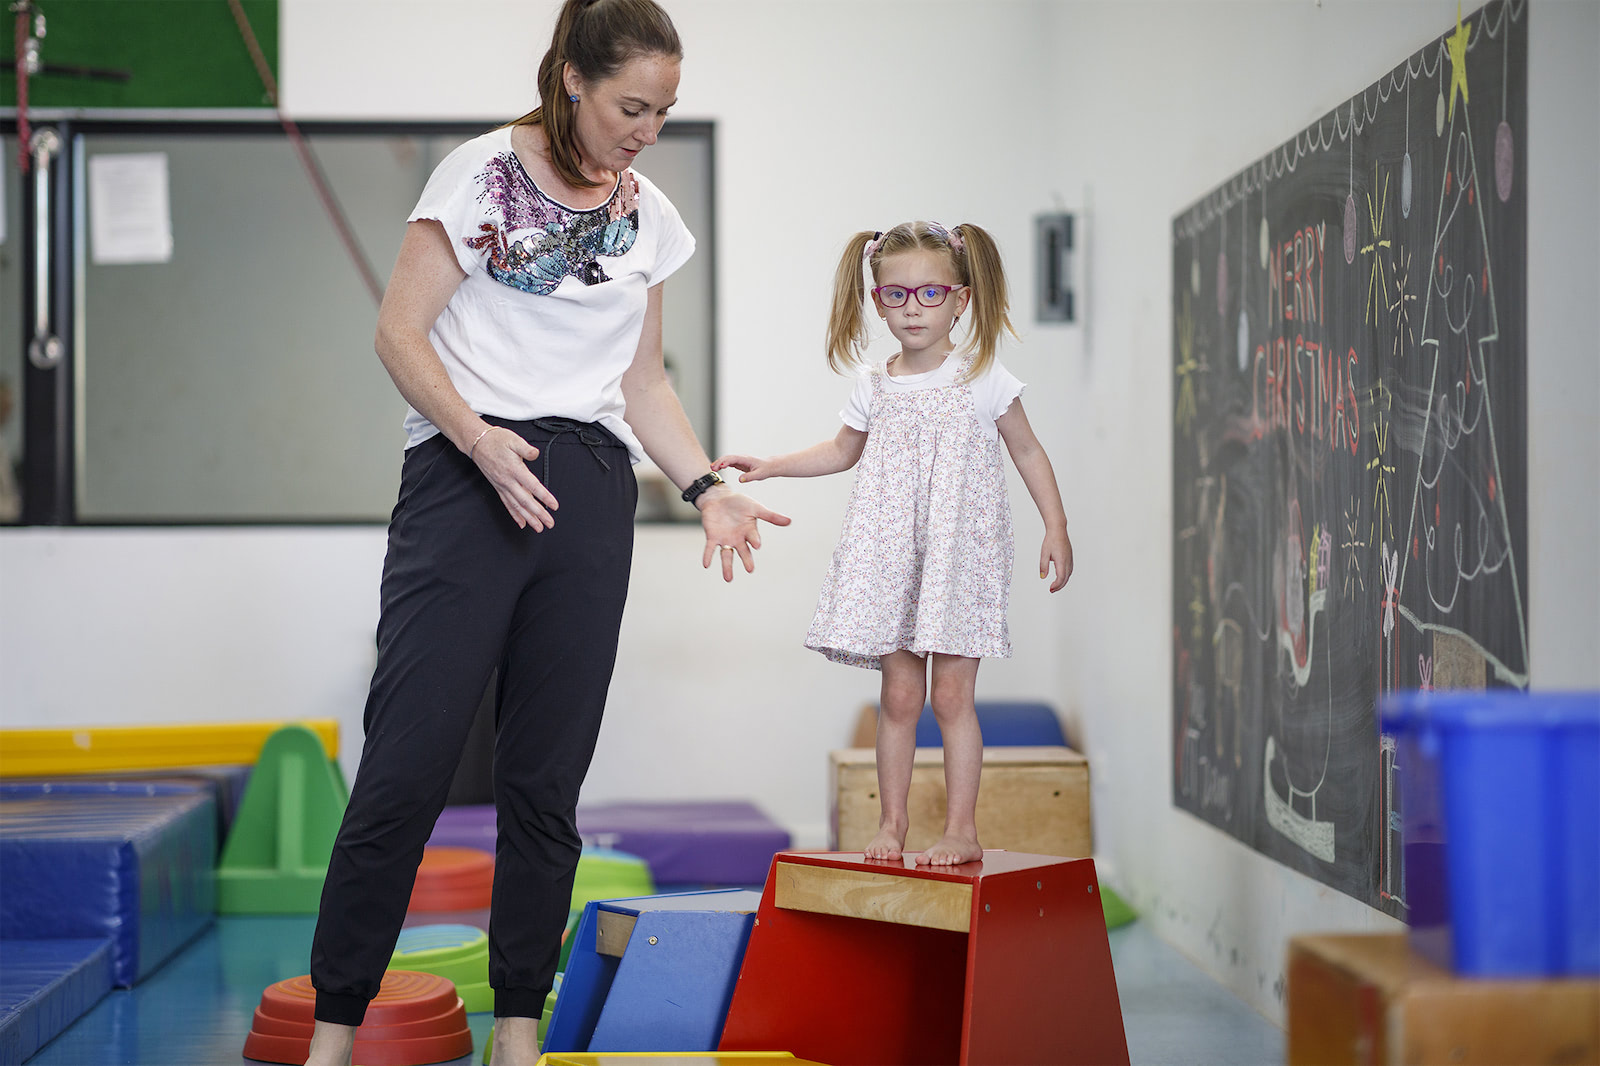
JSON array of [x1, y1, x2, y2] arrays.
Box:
[[828, 746, 1092, 857], [1287, 934, 1600, 1065]]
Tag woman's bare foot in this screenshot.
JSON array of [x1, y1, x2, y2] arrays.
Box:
[[915, 829, 983, 866], [303, 1021, 355, 1066], [864, 819, 908, 861], [488, 1015, 540, 1066]]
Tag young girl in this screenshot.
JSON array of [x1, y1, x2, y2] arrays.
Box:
[[714, 221, 1073, 866]]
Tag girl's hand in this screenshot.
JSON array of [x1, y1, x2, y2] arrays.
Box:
[[1041, 526, 1074, 592], [711, 454, 779, 483], [471, 426, 559, 531], [697, 487, 792, 581]]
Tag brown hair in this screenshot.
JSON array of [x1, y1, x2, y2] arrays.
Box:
[[825, 221, 1016, 382], [506, 0, 682, 189]]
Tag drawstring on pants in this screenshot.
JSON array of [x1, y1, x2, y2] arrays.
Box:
[[530, 417, 613, 486]]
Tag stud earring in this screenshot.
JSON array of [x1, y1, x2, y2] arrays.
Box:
[[568, 94, 579, 103]]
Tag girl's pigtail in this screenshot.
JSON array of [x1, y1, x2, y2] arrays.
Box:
[[825, 231, 878, 375], [954, 222, 1017, 382]]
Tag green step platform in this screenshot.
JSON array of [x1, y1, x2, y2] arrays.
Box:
[[216, 724, 348, 914], [391, 923, 491, 1012], [557, 848, 654, 971]]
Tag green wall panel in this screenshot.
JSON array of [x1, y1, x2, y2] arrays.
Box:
[[2, 0, 278, 109]]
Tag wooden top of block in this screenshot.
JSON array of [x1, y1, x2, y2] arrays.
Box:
[[1290, 934, 1600, 996], [772, 851, 1092, 933], [829, 745, 1087, 768]]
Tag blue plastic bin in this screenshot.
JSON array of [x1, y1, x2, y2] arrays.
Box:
[[1381, 689, 1600, 977]]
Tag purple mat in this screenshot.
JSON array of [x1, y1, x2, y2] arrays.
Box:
[[428, 801, 790, 885], [428, 804, 496, 853], [575, 801, 790, 886]]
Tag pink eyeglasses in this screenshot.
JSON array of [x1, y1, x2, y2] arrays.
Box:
[[873, 283, 966, 308]]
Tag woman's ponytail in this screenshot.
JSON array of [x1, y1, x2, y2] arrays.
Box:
[[506, 0, 680, 189]]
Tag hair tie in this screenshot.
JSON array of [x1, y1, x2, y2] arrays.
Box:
[[929, 221, 964, 254], [862, 231, 884, 262]]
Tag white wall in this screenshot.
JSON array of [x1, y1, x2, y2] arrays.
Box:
[[1039, 0, 1600, 1023], [1, 0, 1594, 1025]]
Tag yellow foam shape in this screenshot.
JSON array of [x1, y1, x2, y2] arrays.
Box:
[[0, 719, 339, 776], [537, 1056, 818, 1066]]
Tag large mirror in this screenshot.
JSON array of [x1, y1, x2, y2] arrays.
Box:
[[9, 118, 714, 523]]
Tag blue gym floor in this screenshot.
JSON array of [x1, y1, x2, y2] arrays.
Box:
[[20, 915, 1283, 1065]]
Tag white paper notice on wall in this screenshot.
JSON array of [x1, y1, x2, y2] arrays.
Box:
[[89, 152, 174, 265]]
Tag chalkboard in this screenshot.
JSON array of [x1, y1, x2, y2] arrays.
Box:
[[1170, 0, 1526, 915]]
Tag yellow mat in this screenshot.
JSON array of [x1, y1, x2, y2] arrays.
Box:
[[0, 719, 339, 776]]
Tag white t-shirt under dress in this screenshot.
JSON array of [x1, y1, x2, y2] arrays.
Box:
[[403, 126, 696, 463], [805, 353, 1025, 670]]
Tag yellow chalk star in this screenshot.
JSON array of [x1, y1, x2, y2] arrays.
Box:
[[1446, 5, 1470, 123]]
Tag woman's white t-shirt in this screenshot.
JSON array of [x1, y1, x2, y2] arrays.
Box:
[[404, 126, 695, 463], [840, 354, 1025, 441]]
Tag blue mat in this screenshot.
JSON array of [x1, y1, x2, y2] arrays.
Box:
[[0, 938, 114, 1065], [913, 700, 1067, 747], [1, 766, 250, 848], [0, 786, 216, 987]]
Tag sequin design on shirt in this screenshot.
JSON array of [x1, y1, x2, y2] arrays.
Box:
[[463, 153, 641, 295]]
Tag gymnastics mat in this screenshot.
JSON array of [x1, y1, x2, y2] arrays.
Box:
[[427, 803, 496, 853], [0, 718, 338, 777], [0, 785, 216, 986], [0, 938, 114, 1065], [1, 765, 251, 848], [430, 802, 791, 886], [575, 802, 791, 885], [850, 701, 1068, 748]]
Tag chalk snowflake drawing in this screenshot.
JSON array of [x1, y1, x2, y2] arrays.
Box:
[[1362, 164, 1393, 323], [1342, 498, 1366, 598], [1388, 246, 1417, 359]]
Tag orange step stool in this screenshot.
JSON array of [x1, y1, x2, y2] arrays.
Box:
[[718, 850, 1128, 1066], [409, 846, 494, 913], [243, 970, 472, 1065]]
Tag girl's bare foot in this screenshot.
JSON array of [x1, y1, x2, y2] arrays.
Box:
[[864, 819, 908, 860], [916, 829, 983, 866], [303, 1021, 355, 1066]]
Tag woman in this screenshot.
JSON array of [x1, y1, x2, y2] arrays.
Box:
[[303, 2, 786, 1063]]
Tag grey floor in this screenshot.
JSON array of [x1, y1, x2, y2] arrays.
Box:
[[23, 915, 1283, 1064], [1109, 921, 1284, 1066]]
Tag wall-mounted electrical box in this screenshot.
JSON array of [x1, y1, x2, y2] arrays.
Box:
[[1034, 212, 1076, 324]]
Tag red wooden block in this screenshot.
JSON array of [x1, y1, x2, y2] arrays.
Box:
[[718, 850, 1129, 1066]]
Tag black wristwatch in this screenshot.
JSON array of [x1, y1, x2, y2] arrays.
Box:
[[681, 469, 725, 504]]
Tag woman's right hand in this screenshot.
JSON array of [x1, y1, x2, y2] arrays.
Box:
[[471, 426, 560, 530], [711, 454, 777, 483]]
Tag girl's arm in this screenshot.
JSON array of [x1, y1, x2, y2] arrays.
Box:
[[713, 424, 868, 482], [375, 219, 553, 530], [621, 282, 791, 581], [996, 398, 1074, 592]]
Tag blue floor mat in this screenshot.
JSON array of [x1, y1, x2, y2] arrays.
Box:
[[0, 938, 113, 1065], [0, 786, 216, 986]]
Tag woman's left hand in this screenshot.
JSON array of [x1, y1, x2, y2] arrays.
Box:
[[698, 487, 791, 581]]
